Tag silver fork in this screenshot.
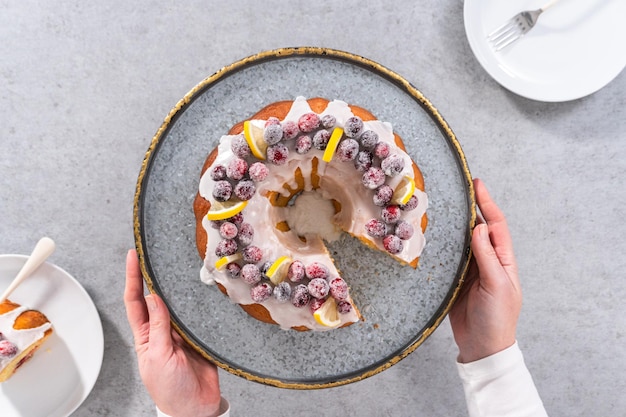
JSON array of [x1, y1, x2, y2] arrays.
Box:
[[487, 0, 561, 51]]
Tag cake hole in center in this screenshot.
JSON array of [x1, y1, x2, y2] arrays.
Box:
[[283, 190, 342, 242]]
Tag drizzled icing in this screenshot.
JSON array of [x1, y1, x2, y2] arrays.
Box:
[[0, 305, 52, 370], [198, 97, 428, 331]]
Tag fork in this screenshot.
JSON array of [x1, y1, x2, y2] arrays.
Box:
[[487, 0, 561, 51]]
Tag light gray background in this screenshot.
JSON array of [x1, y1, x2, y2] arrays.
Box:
[[1, 1, 624, 416]]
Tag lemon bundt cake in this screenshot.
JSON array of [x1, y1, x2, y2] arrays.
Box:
[[193, 97, 428, 331]]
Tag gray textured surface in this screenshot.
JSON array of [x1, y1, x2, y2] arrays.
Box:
[[1, 1, 624, 416]]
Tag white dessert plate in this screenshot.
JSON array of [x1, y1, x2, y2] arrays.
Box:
[[0, 255, 104, 417], [464, 0, 626, 102]]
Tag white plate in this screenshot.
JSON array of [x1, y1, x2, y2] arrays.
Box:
[[464, 0, 626, 101], [0, 255, 104, 417]]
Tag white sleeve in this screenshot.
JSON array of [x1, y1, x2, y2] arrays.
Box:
[[156, 396, 230, 417], [456, 342, 548, 417]]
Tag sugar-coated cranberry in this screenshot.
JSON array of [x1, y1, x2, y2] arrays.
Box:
[[383, 234, 404, 254], [308, 278, 330, 299], [374, 142, 390, 159], [288, 260, 306, 282], [209, 219, 223, 229], [305, 262, 329, 280], [234, 180, 256, 201], [312, 129, 331, 150], [237, 222, 254, 246], [210, 164, 227, 181], [265, 117, 280, 127], [0, 340, 17, 357], [381, 205, 402, 224], [295, 135, 313, 154], [291, 284, 311, 308], [381, 154, 405, 177], [321, 114, 336, 129], [230, 135, 251, 158], [227, 212, 244, 226], [362, 167, 386, 189], [250, 282, 273, 303], [273, 282, 292, 303], [219, 221, 238, 239], [298, 113, 321, 133], [329, 277, 349, 301], [309, 297, 325, 313], [266, 143, 289, 165], [395, 220, 415, 240], [242, 245, 263, 263], [281, 120, 300, 140], [344, 116, 364, 138], [248, 162, 269, 182], [264, 124, 284, 145], [227, 158, 248, 180], [400, 195, 419, 211], [337, 300, 353, 314], [359, 130, 379, 149], [226, 262, 241, 278], [354, 150, 373, 172], [260, 261, 272, 279], [373, 185, 393, 207], [241, 264, 262, 284], [215, 239, 238, 257], [365, 218, 387, 238], [337, 138, 359, 162], [212, 180, 232, 202]]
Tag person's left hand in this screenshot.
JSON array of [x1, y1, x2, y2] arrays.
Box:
[[124, 249, 222, 417]]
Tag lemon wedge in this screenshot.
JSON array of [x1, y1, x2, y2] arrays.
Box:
[[313, 297, 341, 328], [391, 176, 416, 205], [322, 127, 344, 162], [215, 253, 242, 270], [266, 255, 292, 285], [206, 199, 248, 221], [243, 120, 268, 160]]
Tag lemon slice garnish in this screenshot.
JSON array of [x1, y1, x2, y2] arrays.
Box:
[[266, 255, 292, 285], [313, 297, 341, 328], [215, 253, 242, 270], [322, 127, 344, 162], [243, 120, 268, 160], [206, 200, 248, 221], [391, 176, 416, 205]]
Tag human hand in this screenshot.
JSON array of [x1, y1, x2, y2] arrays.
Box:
[[124, 249, 222, 417], [449, 179, 522, 363]]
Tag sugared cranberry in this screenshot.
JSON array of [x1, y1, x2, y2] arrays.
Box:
[[383, 234, 404, 254], [362, 167, 386, 189], [308, 278, 330, 299], [234, 180, 256, 201], [291, 284, 311, 308], [337, 300, 353, 314], [241, 264, 261, 284], [248, 162, 269, 182], [344, 116, 364, 138], [359, 130, 379, 149], [305, 262, 329, 280], [295, 135, 313, 154], [242, 245, 263, 263], [381, 154, 405, 177], [288, 260, 306, 282], [312, 129, 331, 150], [329, 277, 348, 301], [237, 222, 254, 246], [395, 220, 415, 240], [226, 262, 241, 278], [365, 218, 387, 238], [374, 142, 390, 159], [230, 135, 251, 158], [264, 124, 284, 145], [282, 120, 300, 140], [209, 219, 223, 229], [298, 113, 321, 133], [273, 282, 292, 303], [381, 205, 402, 224], [227, 212, 244, 226], [250, 282, 273, 303], [219, 221, 238, 239], [309, 297, 325, 313], [265, 117, 280, 127], [337, 139, 359, 162], [0, 340, 17, 357], [210, 164, 227, 181], [212, 180, 232, 202], [266, 143, 289, 165], [354, 150, 373, 172], [215, 239, 237, 257], [259, 261, 273, 279], [321, 114, 336, 129], [400, 195, 419, 211], [227, 157, 248, 180], [373, 185, 393, 207]]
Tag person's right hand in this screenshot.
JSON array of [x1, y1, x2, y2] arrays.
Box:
[[449, 178, 522, 363]]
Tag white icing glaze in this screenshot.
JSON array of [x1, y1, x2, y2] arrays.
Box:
[[0, 305, 52, 370], [198, 97, 429, 331]]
